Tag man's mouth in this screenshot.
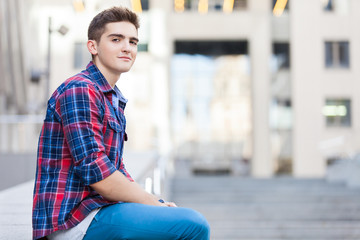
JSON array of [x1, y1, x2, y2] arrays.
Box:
[[118, 56, 131, 61]]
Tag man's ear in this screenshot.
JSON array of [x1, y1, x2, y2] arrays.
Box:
[[87, 40, 98, 55]]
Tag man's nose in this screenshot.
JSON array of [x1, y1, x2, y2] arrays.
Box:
[[121, 41, 131, 53]]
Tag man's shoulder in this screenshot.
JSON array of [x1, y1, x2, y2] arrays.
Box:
[[65, 70, 96, 88], [56, 70, 100, 95]]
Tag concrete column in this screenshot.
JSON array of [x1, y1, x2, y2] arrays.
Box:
[[291, 0, 325, 177], [149, 0, 172, 157], [148, 0, 173, 199], [249, 0, 273, 177]]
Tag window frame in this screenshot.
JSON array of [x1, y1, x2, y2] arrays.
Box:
[[323, 98, 352, 128], [324, 41, 350, 69], [174, 0, 247, 12]]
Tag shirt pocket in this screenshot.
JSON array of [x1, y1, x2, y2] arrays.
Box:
[[107, 117, 122, 133]]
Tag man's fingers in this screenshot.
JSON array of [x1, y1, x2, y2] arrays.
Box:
[[165, 202, 177, 207]]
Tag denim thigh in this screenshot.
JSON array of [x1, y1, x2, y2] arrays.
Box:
[[83, 202, 210, 240]]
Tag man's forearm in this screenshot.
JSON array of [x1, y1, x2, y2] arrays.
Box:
[[90, 171, 164, 206]]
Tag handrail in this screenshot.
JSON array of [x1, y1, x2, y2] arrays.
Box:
[[134, 154, 166, 196], [0, 115, 170, 195], [0, 114, 43, 124], [0, 115, 43, 153]]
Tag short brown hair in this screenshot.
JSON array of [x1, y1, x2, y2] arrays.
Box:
[[88, 7, 140, 43]]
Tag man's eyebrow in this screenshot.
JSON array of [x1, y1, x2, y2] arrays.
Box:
[[107, 33, 139, 42]]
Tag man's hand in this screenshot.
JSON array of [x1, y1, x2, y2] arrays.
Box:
[[164, 202, 177, 207]]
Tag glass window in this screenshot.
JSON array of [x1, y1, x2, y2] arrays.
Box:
[[234, 0, 247, 9], [272, 0, 289, 9], [322, 0, 349, 14], [141, 0, 149, 11], [323, 99, 351, 127], [338, 42, 350, 67], [270, 98, 292, 130], [184, 0, 192, 10], [175, 40, 248, 55], [171, 53, 252, 173], [138, 43, 148, 52], [325, 41, 349, 68], [174, 0, 247, 12], [322, 0, 333, 11], [325, 42, 333, 67], [273, 42, 290, 70], [132, 0, 149, 12], [272, 0, 289, 16]]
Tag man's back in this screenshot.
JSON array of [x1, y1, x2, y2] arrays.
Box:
[[32, 62, 131, 239]]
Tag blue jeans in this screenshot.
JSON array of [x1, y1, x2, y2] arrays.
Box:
[[83, 203, 210, 240]]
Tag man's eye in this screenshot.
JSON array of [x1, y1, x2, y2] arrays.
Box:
[[130, 41, 138, 45], [112, 38, 120, 42]]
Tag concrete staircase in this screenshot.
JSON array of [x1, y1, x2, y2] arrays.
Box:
[[170, 176, 360, 240]]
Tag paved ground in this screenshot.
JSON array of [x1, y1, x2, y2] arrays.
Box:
[[170, 176, 360, 240], [0, 153, 36, 191], [0, 151, 156, 240], [2, 175, 360, 240], [0, 181, 33, 240]]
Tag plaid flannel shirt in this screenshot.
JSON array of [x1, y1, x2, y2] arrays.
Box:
[[32, 62, 133, 239]]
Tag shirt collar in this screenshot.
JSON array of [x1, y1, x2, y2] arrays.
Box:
[[86, 61, 128, 110], [113, 85, 128, 111], [86, 61, 113, 93], [113, 86, 128, 104]]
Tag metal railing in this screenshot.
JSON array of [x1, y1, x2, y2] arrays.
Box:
[[134, 154, 170, 198], [0, 114, 172, 197]]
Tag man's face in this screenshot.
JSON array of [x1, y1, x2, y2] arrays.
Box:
[[90, 21, 138, 77]]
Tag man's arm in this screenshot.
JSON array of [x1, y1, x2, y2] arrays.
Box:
[[90, 171, 166, 206], [58, 84, 173, 207]]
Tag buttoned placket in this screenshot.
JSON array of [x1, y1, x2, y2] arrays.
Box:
[[111, 89, 127, 170]]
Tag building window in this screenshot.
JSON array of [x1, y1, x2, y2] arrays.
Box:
[[273, 42, 290, 70], [322, 0, 333, 11], [141, 0, 149, 11], [138, 43, 148, 52], [234, 0, 247, 9], [323, 99, 351, 127], [322, 0, 349, 14], [175, 40, 248, 55], [272, 0, 289, 10], [132, 0, 149, 12], [74, 42, 91, 69], [272, 0, 289, 16], [325, 41, 349, 68], [174, 0, 247, 13]]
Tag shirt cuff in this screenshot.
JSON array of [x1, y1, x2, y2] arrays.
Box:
[[74, 151, 117, 186]]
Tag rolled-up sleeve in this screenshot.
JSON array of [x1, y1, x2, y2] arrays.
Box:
[[58, 83, 116, 185]]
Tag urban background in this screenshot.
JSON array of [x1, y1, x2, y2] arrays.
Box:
[[1, 0, 359, 189], [1, 0, 360, 239]]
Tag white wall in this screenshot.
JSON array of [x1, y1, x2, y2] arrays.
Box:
[[291, 0, 360, 177]]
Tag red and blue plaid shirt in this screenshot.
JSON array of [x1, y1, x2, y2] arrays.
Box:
[[32, 62, 133, 239]]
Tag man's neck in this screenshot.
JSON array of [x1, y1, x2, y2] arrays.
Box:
[[93, 60, 120, 88], [106, 75, 119, 89]]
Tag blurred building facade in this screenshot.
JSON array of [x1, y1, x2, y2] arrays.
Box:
[[0, 0, 359, 179]]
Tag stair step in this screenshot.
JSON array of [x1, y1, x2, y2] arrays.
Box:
[[170, 176, 360, 240], [210, 228, 360, 239]]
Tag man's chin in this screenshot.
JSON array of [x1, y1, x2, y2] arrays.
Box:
[[119, 68, 131, 74]]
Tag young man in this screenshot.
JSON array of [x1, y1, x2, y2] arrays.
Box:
[[32, 7, 210, 240]]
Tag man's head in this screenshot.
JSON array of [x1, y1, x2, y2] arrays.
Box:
[[87, 7, 140, 85], [88, 7, 139, 43]]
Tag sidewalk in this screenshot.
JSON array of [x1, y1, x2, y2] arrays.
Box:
[[0, 150, 157, 240], [0, 181, 33, 240], [2, 174, 360, 240]]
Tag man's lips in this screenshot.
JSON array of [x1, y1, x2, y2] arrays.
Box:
[[118, 56, 131, 61]]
